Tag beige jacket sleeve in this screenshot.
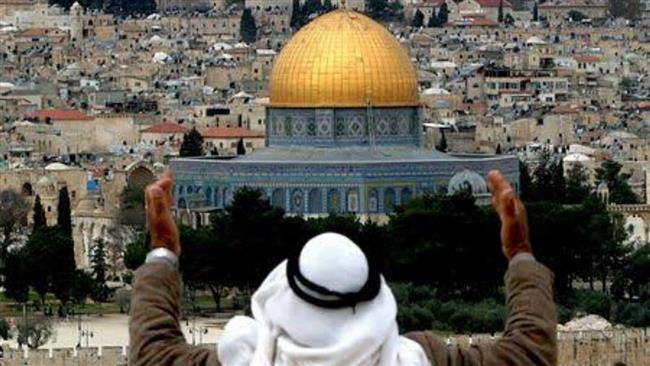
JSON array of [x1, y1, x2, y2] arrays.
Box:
[[129, 263, 221, 366], [406, 260, 558, 366]]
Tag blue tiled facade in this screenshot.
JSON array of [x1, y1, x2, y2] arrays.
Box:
[[266, 107, 421, 147], [170, 106, 519, 216]]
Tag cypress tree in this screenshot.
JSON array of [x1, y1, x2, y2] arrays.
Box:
[[437, 131, 448, 153], [57, 187, 71, 235], [90, 238, 109, 302], [33, 195, 46, 231], [412, 9, 424, 28], [533, 3, 539, 21], [236, 138, 246, 155], [437, 3, 448, 25]]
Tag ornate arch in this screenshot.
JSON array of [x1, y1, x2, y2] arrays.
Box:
[[272, 188, 286, 210]]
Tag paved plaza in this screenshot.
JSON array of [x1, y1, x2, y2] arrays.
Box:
[[2, 314, 226, 350]]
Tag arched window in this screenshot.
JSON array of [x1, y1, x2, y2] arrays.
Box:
[[368, 189, 379, 213], [308, 189, 322, 214], [272, 189, 286, 210], [401, 187, 413, 205], [223, 188, 229, 207], [327, 189, 341, 214], [347, 189, 359, 213], [384, 188, 396, 213], [178, 185, 184, 195], [21, 183, 33, 196], [291, 189, 304, 214]]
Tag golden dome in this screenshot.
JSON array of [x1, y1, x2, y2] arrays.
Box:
[[269, 10, 419, 108]]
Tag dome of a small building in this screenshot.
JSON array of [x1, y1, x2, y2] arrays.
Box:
[[36, 176, 57, 195], [448, 170, 488, 195], [45, 162, 71, 171]]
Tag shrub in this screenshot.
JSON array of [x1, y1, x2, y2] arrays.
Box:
[[115, 288, 131, 314], [567, 289, 612, 319], [613, 302, 650, 327], [14, 316, 54, 349]]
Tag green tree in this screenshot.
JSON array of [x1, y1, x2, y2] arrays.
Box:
[[124, 233, 149, 270], [533, 2, 539, 21], [519, 160, 533, 201], [565, 163, 591, 204], [529, 150, 565, 202], [90, 238, 110, 302], [595, 160, 639, 204], [412, 9, 424, 27], [210, 188, 307, 290], [609, 0, 642, 20], [428, 9, 441, 27], [367, 0, 403, 21], [24, 227, 76, 306], [3, 249, 30, 304], [568, 10, 587, 22], [57, 187, 72, 235], [323, 0, 333, 11], [388, 191, 504, 300], [32, 195, 46, 231], [180, 127, 204, 157], [240, 8, 258, 44], [290, 0, 303, 28], [69, 270, 94, 305]]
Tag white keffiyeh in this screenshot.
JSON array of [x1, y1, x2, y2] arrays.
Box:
[[217, 233, 431, 366]]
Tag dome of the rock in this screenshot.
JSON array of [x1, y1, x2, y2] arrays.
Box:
[[269, 10, 418, 108]]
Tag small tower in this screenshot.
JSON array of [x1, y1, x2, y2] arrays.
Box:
[[70, 1, 84, 44]]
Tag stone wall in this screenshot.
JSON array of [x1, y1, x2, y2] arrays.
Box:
[[3, 330, 649, 365], [449, 329, 650, 366]]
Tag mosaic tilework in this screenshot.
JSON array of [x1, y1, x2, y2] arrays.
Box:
[[171, 155, 519, 215]]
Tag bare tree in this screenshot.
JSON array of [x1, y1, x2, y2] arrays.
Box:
[[14, 316, 54, 349], [0, 189, 29, 264]]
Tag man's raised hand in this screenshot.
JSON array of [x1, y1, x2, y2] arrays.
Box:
[[145, 170, 181, 257], [488, 170, 532, 260]]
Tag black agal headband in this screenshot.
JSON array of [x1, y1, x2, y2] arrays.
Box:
[[286, 247, 382, 309]]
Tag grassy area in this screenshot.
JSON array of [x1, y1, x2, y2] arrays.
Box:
[[0, 291, 240, 318]]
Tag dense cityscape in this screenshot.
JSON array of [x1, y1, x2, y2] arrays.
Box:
[[0, 0, 649, 364]]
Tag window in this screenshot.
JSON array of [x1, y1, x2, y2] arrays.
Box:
[[347, 189, 359, 213]]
